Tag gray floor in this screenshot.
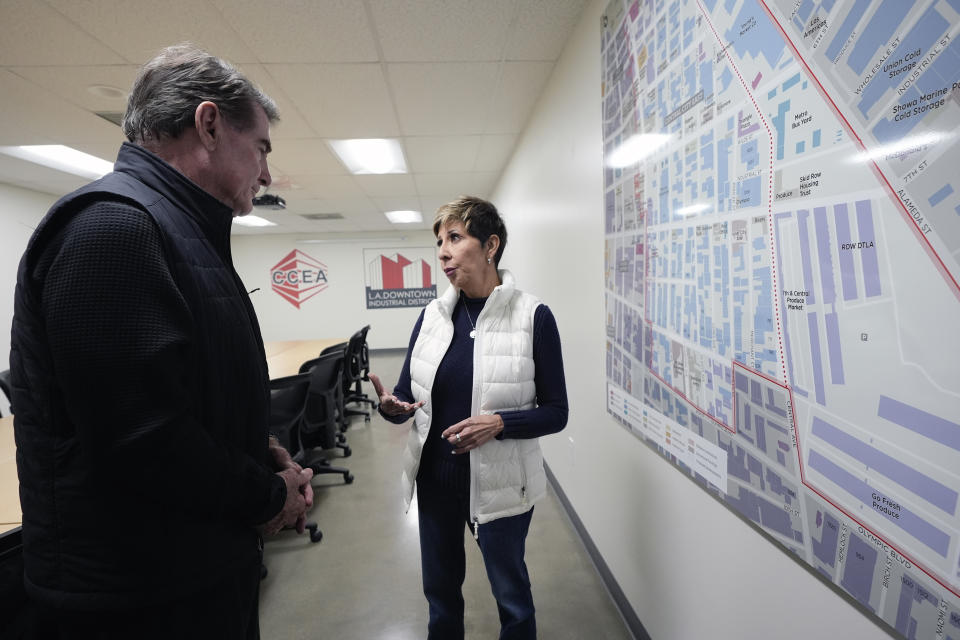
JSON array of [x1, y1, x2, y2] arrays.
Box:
[[259, 350, 634, 640]]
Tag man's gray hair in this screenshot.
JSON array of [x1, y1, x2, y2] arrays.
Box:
[[122, 43, 279, 145]]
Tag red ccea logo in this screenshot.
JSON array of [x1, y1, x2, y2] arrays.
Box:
[[270, 249, 328, 309]]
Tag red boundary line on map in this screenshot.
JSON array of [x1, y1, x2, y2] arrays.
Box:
[[689, 0, 960, 600], [758, 0, 960, 302]]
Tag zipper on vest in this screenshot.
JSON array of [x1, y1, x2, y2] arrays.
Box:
[[472, 518, 480, 540], [520, 444, 529, 505]]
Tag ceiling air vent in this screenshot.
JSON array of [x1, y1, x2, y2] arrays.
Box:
[[300, 213, 344, 221], [94, 112, 124, 127]]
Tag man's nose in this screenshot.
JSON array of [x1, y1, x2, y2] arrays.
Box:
[[260, 162, 272, 188]]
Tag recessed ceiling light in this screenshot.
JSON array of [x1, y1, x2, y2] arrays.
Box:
[[232, 215, 277, 227], [327, 138, 407, 174], [384, 210, 422, 224], [0, 145, 113, 180]]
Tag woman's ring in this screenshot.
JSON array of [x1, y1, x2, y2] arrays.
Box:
[[455, 433, 462, 443]]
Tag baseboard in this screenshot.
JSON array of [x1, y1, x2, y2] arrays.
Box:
[[544, 463, 651, 640]]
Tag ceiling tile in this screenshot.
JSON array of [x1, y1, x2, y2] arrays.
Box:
[[307, 196, 380, 216], [353, 173, 418, 198], [0, 71, 121, 145], [278, 199, 332, 216], [419, 195, 452, 220], [404, 136, 482, 173], [389, 63, 499, 136], [46, 0, 258, 64], [371, 195, 422, 213], [278, 174, 366, 199], [267, 64, 400, 138], [414, 172, 498, 198], [265, 139, 345, 177], [71, 140, 127, 163], [484, 61, 554, 134], [505, 0, 587, 61], [10, 65, 139, 113], [475, 134, 517, 171], [369, 0, 515, 62], [211, 0, 379, 63], [0, 0, 126, 66], [240, 65, 317, 139]]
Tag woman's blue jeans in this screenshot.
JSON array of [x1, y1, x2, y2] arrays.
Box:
[[417, 481, 536, 640]]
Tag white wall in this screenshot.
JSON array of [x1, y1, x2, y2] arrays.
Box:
[[0, 184, 55, 413], [232, 231, 438, 350], [491, 1, 887, 638]]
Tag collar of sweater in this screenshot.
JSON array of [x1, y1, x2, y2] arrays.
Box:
[[436, 269, 516, 319], [113, 142, 234, 247]]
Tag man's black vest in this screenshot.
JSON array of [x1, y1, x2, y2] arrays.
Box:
[[11, 144, 277, 609]]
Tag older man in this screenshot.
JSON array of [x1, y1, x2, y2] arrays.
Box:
[[9, 44, 311, 638]]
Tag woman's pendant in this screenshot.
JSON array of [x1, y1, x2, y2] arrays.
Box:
[[469, 329, 477, 339]]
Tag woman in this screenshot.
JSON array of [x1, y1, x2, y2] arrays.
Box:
[[370, 196, 568, 640]]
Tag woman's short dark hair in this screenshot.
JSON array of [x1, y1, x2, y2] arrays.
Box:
[[433, 196, 508, 266], [122, 43, 279, 145]]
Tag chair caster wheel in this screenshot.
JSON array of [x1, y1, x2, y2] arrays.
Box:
[[344, 472, 354, 484], [310, 529, 323, 543], [342, 447, 352, 457]]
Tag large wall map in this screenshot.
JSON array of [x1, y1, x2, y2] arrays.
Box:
[[601, 1, 960, 637]]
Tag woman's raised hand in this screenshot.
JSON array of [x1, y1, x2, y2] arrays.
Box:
[[369, 373, 424, 417]]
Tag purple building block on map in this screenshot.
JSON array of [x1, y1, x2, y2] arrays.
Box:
[[834, 204, 858, 301], [855, 200, 882, 297], [878, 395, 960, 452]]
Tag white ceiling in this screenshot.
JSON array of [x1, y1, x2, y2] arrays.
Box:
[[0, 0, 587, 234]]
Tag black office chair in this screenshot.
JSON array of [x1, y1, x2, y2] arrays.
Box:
[[0, 369, 13, 417], [342, 326, 377, 421], [298, 352, 351, 457], [295, 352, 354, 486], [268, 373, 323, 543]]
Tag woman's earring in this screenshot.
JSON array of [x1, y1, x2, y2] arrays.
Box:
[[487, 258, 492, 264]]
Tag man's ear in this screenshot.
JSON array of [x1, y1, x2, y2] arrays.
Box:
[[195, 101, 220, 151]]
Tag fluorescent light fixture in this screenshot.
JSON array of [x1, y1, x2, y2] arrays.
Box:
[[0, 145, 113, 180], [676, 202, 711, 216], [327, 138, 407, 174], [299, 236, 407, 244], [232, 215, 277, 227], [849, 131, 950, 164], [606, 134, 672, 168], [384, 210, 422, 224]]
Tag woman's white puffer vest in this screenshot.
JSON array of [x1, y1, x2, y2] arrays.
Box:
[[400, 270, 546, 526]]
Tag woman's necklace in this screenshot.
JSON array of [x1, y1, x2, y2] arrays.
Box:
[[461, 294, 477, 339]]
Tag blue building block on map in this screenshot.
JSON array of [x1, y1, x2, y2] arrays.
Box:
[[929, 184, 954, 207]]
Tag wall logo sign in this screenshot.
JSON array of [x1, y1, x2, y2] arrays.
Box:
[[270, 249, 328, 309], [364, 248, 437, 309]]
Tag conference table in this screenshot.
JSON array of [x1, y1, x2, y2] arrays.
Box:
[[264, 338, 347, 378], [0, 415, 18, 535], [0, 339, 347, 536]]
